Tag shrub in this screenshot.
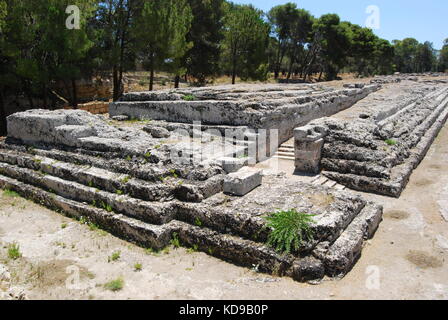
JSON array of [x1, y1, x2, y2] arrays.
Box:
[[385, 139, 397, 146], [8, 242, 22, 260], [108, 251, 121, 262], [182, 94, 196, 101], [104, 277, 124, 291], [134, 263, 142, 271], [170, 232, 181, 248], [264, 209, 316, 254]]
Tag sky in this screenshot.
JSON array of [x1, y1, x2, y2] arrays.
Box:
[[233, 0, 447, 50]]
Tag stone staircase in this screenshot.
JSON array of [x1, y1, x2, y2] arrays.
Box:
[[0, 108, 384, 283], [0, 140, 382, 282], [273, 139, 295, 161], [311, 175, 346, 191]]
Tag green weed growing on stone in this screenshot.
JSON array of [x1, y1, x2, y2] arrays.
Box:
[[182, 94, 196, 101], [385, 139, 398, 146], [170, 232, 181, 248], [194, 217, 202, 227], [264, 209, 316, 254]]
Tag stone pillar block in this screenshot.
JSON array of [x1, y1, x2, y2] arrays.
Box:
[[294, 125, 327, 174]]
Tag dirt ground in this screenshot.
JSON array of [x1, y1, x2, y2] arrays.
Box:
[[0, 123, 447, 300]]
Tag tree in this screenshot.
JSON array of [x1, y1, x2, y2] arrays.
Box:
[[416, 41, 436, 72], [372, 38, 394, 75], [393, 38, 419, 73], [439, 39, 448, 72], [222, 3, 270, 84], [94, 0, 136, 101], [132, 0, 193, 90], [0, 0, 8, 135], [268, 2, 298, 79], [183, 0, 225, 85], [285, 9, 314, 80], [306, 14, 351, 80]]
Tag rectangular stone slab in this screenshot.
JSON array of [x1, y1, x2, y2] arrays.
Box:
[[223, 167, 262, 196]]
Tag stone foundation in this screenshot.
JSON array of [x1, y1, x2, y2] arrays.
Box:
[[0, 105, 384, 282], [293, 81, 448, 197]]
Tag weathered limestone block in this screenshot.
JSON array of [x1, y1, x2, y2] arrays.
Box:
[[217, 157, 247, 173], [294, 125, 327, 173], [143, 125, 171, 138], [223, 167, 262, 196], [111, 115, 129, 121]]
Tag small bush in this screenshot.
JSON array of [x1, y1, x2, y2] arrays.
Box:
[[194, 217, 202, 227], [104, 277, 124, 291], [182, 94, 196, 101], [120, 176, 130, 184], [8, 242, 22, 260], [108, 251, 121, 262], [264, 209, 316, 254], [170, 232, 181, 248], [385, 139, 397, 146], [134, 263, 142, 271]]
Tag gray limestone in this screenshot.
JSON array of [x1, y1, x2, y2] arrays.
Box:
[[223, 167, 262, 196]]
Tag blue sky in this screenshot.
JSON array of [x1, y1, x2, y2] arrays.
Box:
[[233, 0, 447, 49]]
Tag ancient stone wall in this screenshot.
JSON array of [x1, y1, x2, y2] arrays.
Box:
[[110, 83, 380, 148], [294, 80, 448, 197]]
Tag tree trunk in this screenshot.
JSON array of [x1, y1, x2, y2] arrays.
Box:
[[42, 84, 48, 109], [149, 53, 155, 91], [71, 79, 78, 108], [174, 75, 180, 89], [231, 54, 237, 85], [0, 87, 7, 136], [113, 66, 119, 101]]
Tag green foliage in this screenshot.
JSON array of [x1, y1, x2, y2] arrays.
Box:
[[385, 139, 398, 146], [134, 263, 142, 271], [120, 176, 131, 184], [108, 251, 121, 262], [264, 209, 315, 254], [194, 217, 202, 227], [100, 201, 113, 212], [183, 0, 225, 85], [439, 39, 448, 72], [104, 277, 124, 292], [222, 3, 270, 83], [132, 0, 193, 90], [7, 242, 22, 260], [3, 189, 20, 198], [182, 94, 196, 101], [170, 232, 181, 248]]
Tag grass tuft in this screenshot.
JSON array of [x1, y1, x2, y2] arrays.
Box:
[[7, 242, 22, 260], [108, 251, 121, 262], [170, 232, 181, 248], [385, 139, 398, 146], [104, 277, 124, 292], [264, 209, 316, 254], [3, 189, 20, 198], [134, 263, 142, 271], [182, 94, 196, 101]]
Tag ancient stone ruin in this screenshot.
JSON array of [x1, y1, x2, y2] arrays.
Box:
[[0, 75, 446, 283], [295, 77, 448, 197]]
